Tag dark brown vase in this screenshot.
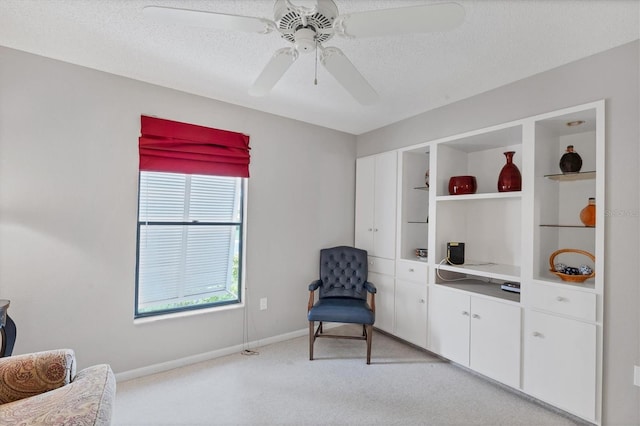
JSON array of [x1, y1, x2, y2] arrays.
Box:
[[559, 145, 582, 174], [497, 151, 522, 192]]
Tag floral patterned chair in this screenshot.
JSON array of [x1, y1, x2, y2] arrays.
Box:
[[0, 349, 115, 425]]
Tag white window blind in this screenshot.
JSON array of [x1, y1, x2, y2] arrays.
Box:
[[136, 171, 242, 315]]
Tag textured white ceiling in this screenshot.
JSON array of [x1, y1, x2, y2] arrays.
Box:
[[1, 0, 638, 135]]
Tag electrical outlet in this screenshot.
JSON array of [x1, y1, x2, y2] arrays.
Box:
[[259, 298, 267, 310], [634, 365, 640, 387]]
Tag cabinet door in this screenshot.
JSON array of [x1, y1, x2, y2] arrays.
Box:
[[369, 272, 394, 334], [355, 156, 375, 253], [470, 298, 521, 388], [395, 279, 427, 348], [372, 151, 397, 259], [428, 285, 470, 366], [524, 310, 596, 421]]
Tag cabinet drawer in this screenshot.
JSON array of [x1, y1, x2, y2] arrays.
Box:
[[529, 283, 596, 322], [395, 260, 428, 283], [368, 256, 394, 276]]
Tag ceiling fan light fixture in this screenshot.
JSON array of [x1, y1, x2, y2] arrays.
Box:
[[274, 0, 337, 44], [294, 27, 317, 52]]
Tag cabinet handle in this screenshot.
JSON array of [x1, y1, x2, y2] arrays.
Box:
[[409, 268, 414, 272], [556, 296, 567, 302], [462, 311, 469, 316], [368, 228, 373, 232], [472, 314, 480, 319], [374, 228, 379, 232], [419, 299, 426, 304], [532, 331, 544, 338], [369, 261, 374, 265]]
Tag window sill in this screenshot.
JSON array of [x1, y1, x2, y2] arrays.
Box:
[[133, 301, 244, 325]]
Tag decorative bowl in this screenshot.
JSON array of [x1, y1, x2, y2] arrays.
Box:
[[548, 248, 595, 283], [448, 175, 477, 195]]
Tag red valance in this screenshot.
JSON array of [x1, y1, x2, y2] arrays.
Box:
[[139, 115, 251, 177]]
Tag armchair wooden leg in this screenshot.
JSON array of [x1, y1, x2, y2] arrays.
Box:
[[366, 324, 373, 365], [309, 321, 314, 361]]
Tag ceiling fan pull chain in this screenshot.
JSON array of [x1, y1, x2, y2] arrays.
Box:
[[314, 38, 318, 85]]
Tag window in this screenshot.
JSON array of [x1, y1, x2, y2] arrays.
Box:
[[136, 115, 250, 318], [136, 172, 244, 316], [135, 172, 244, 317]]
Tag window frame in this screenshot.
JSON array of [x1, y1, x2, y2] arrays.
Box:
[[134, 172, 247, 319]]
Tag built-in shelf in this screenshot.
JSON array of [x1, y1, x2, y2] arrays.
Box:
[[436, 192, 522, 202], [413, 186, 429, 191], [544, 171, 596, 181], [434, 280, 520, 303], [407, 221, 428, 224], [540, 224, 595, 228], [436, 260, 520, 282]]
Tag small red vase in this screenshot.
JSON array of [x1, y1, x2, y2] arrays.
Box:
[[448, 175, 477, 195], [497, 151, 522, 192]]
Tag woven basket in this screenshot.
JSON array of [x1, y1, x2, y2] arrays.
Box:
[[549, 248, 595, 283]]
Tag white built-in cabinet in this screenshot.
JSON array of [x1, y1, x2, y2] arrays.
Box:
[[355, 100, 604, 425], [394, 260, 428, 347], [355, 152, 396, 260], [368, 257, 395, 334], [355, 152, 398, 337], [428, 284, 521, 388], [522, 104, 604, 422], [525, 308, 597, 420]]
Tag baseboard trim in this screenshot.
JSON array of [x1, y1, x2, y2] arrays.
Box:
[[115, 325, 341, 382]]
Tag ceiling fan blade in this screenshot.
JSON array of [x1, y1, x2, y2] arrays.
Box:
[[320, 47, 378, 105], [334, 2, 465, 38], [249, 48, 299, 97], [143, 6, 275, 34]]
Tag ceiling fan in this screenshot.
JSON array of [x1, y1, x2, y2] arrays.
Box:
[[143, 1, 465, 105]]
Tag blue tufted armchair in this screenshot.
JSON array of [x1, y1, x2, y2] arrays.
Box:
[[307, 246, 377, 364]]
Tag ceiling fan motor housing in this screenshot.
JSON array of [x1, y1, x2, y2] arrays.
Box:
[[274, 0, 338, 48]]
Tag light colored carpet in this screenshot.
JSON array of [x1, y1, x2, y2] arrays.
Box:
[[113, 325, 583, 425]]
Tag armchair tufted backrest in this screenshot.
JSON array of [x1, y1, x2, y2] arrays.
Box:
[[318, 246, 368, 300]]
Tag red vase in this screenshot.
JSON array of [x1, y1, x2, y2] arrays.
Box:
[[497, 151, 522, 192], [448, 175, 477, 195]]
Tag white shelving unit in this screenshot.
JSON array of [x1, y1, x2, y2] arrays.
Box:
[[356, 100, 605, 425], [398, 149, 430, 262], [523, 102, 604, 423], [431, 122, 524, 299]]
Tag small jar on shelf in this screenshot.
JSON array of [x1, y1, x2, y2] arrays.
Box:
[[580, 198, 596, 227]]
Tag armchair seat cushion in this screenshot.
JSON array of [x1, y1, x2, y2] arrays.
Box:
[[308, 297, 374, 325]]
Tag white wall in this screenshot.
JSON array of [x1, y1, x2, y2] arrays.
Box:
[[357, 40, 640, 426], [0, 47, 356, 373]]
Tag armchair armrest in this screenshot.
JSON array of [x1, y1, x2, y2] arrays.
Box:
[[308, 280, 322, 292], [308, 280, 322, 312], [365, 281, 377, 313], [0, 349, 76, 404], [364, 281, 377, 294]]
